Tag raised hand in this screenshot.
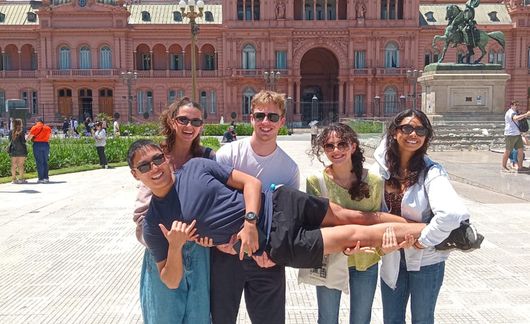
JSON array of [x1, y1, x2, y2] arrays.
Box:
[[159, 219, 198, 248]]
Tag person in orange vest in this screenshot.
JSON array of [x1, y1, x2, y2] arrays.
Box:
[[27, 117, 52, 183]]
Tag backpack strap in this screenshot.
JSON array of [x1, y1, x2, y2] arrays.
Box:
[[202, 147, 213, 159]]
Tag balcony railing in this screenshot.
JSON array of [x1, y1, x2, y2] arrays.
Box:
[[0, 70, 37, 78], [48, 69, 119, 77], [375, 67, 409, 76], [351, 68, 373, 76], [136, 69, 219, 78]]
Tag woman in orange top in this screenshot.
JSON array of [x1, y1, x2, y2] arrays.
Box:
[[27, 117, 52, 183]]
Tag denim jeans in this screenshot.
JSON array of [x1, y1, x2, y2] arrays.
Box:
[[140, 242, 210, 324], [32, 142, 50, 180], [381, 259, 445, 324], [316, 264, 378, 324]]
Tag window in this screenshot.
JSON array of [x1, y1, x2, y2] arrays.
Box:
[[383, 87, 397, 115], [137, 90, 153, 113], [141, 53, 151, 70], [1, 52, 10, 70], [173, 11, 182, 22], [168, 90, 177, 104], [488, 11, 499, 22], [489, 50, 505, 67], [170, 53, 184, 70], [99, 46, 112, 69], [354, 50, 366, 68], [276, 51, 287, 69], [22, 90, 38, 115], [204, 11, 214, 22], [424, 52, 432, 66], [354, 95, 365, 116], [200, 91, 207, 114], [237, 0, 260, 21], [141, 11, 151, 22], [199, 90, 217, 114], [425, 11, 436, 22], [327, 0, 337, 20], [27, 12, 36, 22], [0, 13, 5, 23], [204, 54, 215, 70], [59, 46, 70, 69], [31, 52, 38, 70], [316, 1, 324, 20], [381, 0, 403, 19], [242, 88, 255, 115], [305, 0, 313, 20], [242, 45, 256, 69], [384, 43, 399, 68], [79, 46, 91, 69]]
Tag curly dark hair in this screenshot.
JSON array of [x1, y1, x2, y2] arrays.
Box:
[[159, 97, 205, 158], [385, 109, 434, 188], [310, 123, 370, 201]]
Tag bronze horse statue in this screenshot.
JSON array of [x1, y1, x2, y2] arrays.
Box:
[[432, 4, 505, 64]]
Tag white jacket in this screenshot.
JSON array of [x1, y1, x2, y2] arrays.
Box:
[[371, 138, 469, 289]]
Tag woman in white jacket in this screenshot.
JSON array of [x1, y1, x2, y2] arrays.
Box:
[[372, 109, 469, 324]]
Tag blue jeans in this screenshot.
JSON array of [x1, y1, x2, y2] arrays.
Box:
[[316, 264, 378, 324], [381, 260, 445, 324], [140, 242, 211, 324], [32, 142, 50, 180]]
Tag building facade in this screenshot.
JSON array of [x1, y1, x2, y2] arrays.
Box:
[[0, 0, 529, 126]]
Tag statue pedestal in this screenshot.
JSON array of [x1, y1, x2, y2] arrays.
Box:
[[418, 64, 510, 116]]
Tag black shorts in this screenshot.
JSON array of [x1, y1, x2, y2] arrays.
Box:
[[267, 186, 328, 268]]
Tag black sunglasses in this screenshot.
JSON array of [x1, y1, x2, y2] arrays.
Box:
[[135, 154, 166, 174], [175, 116, 204, 127], [323, 141, 350, 153], [397, 124, 428, 137], [253, 112, 281, 123]]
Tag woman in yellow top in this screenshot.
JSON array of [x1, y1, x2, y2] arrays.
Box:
[[306, 123, 413, 324]]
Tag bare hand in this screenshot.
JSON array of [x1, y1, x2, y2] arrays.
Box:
[[215, 234, 238, 255], [195, 236, 214, 247], [236, 223, 259, 260], [159, 220, 198, 248], [381, 226, 400, 255], [399, 234, 416, 249], [252, 252, 277, 268], [343, 241, 377, 256]]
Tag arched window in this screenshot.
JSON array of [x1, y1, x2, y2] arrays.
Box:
[[137, 90, 153, 113], [0, 89, 5, 117], [79, 46, 91, 69], [242, 45, 256, 69], [381, 0, 404, 19], [204, 53, 215, 70], [21, 89, 38, 115], [204, 11, 214, 22], [242, 88, 255, 115], [167, 89, 185, 104], [59, 46, 70, 69], [100, 46, 112, 69], [384, 42, 399, 68], [383, 87, 397, 115]]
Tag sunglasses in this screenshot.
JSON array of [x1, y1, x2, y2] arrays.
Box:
[[253, 112, 281, 123], [397, 124, 428, 137], [135, 154, 166, 174], [323, 141, 350, 153], [175, 116, 204, 127]]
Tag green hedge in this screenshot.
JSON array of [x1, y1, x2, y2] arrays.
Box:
[[203, 123, 288, 136], [346, 120, 384, 134], [0, 136, 220, 178]]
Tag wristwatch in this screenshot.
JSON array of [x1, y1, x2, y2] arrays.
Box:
[[244, 212, 258, 223]]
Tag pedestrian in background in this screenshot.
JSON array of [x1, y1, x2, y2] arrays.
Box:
[[62, 118, 69, 138], [92, 121, 109, 169], [27, 117, 52, 183], [8, 118, 28, 184], [502, 100, 530, 172]]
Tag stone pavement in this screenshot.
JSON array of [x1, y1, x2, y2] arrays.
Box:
[[1, 134, 530, 323]]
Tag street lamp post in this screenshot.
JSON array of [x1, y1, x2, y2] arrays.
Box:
[[399, 95, 406, 110], [179, 0, 204, 102], [406, 69, 421, 110], [286, 96, 293, 135], [120, 70, 137, 123], [311, 94, 319, 121], [263, 70, 281, 91]]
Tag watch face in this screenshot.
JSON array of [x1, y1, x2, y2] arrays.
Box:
[[245, 212, 257, 221], [79, 0, 87, 7]]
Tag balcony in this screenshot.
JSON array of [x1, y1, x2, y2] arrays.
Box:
[[376, 68, 409, 76], [136, 69, 219, 78], [351, 68, 374, 76], [48, 69, 119, 78], [0, 70, 37, 78]]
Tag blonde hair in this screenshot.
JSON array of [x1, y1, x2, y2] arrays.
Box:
[[251, 90, 286, 116]]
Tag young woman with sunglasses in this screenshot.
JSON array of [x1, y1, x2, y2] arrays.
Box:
[[133, 97, 214, 324], [307, 123, 412, 324], [372, 109, 470, 324]]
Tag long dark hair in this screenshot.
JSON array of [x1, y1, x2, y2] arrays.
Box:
[[160, 97, 204, 158], [310, 123, 370, 201], [385, 109, 434, 188], [12, 119, 23, 139]]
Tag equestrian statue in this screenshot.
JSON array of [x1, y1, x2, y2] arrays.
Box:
[[432, 0, 505, 64]]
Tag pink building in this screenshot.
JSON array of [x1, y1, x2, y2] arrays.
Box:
[[0, 0, 528, 126]]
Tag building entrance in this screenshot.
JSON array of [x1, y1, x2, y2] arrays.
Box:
[[300, 47, 339, 125], [79, 88, 93, 119]]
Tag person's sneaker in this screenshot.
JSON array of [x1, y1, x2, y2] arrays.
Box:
[[435, 220, 484, 252], [19, 179, 28, 184], [42, 179, 49, 183], [37, 179, 45, 183], [12, 180, 18, 184]]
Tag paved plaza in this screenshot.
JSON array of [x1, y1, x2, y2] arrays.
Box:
[[1, 134, 530, 323]]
